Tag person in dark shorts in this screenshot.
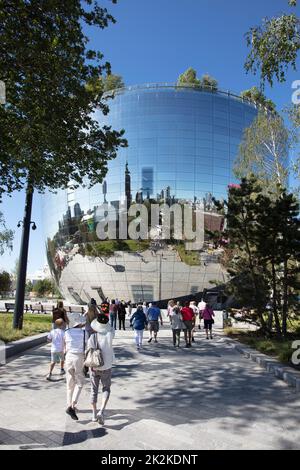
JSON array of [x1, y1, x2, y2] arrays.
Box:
[[202, 305, 215, 339], [147, 302, 163, 343], [88, 313, 115, 424], [169, 305, 185, 347], [180, 301, 195, 348]]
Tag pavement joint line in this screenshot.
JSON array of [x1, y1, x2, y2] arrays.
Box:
[[223, 337, 300, 392]]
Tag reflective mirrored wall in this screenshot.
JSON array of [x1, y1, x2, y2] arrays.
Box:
[[42, 85, 257, 304]]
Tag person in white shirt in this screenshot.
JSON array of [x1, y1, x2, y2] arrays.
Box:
[[142, 301, 148, 315], [189, 301, 199, 342], [64, 315, 86, 421], [46, 319, 65, 380], [88, 313, 115, 425], [197, 299, 207, 330]]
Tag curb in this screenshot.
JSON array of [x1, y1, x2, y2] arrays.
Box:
[[4, 333, 48, 359], [223, 337, 300, 392]]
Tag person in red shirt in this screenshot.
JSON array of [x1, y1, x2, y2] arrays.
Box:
[[181, 301, 195, 348]]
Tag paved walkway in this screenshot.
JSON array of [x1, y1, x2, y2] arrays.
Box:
[[0, 325, 300, 450]]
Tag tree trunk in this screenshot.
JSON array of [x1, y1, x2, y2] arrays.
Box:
[[282, 258, 289, 338], [271, 260, 282, 337]]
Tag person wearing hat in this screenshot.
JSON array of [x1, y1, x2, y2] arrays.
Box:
[[64, 314, 86, 421], [88, 313, 115, 425]]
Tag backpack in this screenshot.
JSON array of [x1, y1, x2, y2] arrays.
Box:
[[84, 333, 104, 369]]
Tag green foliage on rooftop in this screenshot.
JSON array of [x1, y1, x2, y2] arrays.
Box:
[[177, 68, 218, 91]]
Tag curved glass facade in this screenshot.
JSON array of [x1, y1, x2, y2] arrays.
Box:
[[42, 85, 258, 304]]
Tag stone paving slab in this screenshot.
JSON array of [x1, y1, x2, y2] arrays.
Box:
[[0, 324, 300, 450]]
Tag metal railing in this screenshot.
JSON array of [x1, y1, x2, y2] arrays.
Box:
[[103, 82, 271, 113]]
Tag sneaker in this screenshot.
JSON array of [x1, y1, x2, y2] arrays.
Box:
[[139, 344, 143, 349], [154, 339, 158, 343], [46, 374, 52, 381], [97, 411, 105, 425], [91, 413, 97, 422], [148, 337, 152, 343], [66, 406, 78, 421], [206, 337, 209, 340], [60, 369, 65, 375], [192, 337, 195, 342], [210, 336, 213, 340]]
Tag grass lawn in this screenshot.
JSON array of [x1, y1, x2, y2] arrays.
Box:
[[176, 245, 200, 266], [224, 327, 300, 367], [0, 313, 52, 343], [79, 239, 151, 257]]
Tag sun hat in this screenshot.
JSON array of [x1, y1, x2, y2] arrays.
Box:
[[91, 313, 112, 334]]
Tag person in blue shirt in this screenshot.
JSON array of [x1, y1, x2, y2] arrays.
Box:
[[147, 302, 163, 343], [130, 304, 148, 350]]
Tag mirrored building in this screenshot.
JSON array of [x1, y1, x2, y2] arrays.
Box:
[[42, 84, 258, 304]]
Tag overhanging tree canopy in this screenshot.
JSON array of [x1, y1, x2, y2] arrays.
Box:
[[0, 0, 127, 197], [244, 0, 300, 87]]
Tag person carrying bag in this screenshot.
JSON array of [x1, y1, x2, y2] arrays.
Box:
[[84, 334, 104, 369], [87, 313, 115, 425]]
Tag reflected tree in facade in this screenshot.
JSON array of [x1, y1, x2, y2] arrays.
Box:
[[42, 85, 258, 304]]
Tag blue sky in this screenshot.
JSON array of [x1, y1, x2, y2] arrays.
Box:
[[0, 0, 299, 274]]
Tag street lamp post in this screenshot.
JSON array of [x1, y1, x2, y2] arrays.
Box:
[[13, 185, 36, 329]]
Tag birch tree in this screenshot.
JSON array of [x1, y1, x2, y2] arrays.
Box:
[[234, 112, 290, 195]]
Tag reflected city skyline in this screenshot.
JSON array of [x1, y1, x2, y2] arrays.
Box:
[[42, 85, 257, 304]]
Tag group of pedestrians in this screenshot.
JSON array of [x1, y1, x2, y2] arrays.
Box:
[[46, 300, 115, 425], [46, 297, 215, 423], [100, 298, 131, 331], [129, 301, 163, 350], [167, 300, 215, 348]]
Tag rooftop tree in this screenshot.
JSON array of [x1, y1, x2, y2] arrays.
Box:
[[240, 86, 276, 112], [101, 73, 124, 92], [200, 73, 218, 91], [177, 67, 202, 87], [0, 0, 127, 328], [177, 68, 218, 90]]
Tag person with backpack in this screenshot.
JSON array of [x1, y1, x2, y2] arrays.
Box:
[[202, 305, 215, 339], [87, 313, 115, 425], [130, 303, 148, 350], [52, 301, 69, 329]]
